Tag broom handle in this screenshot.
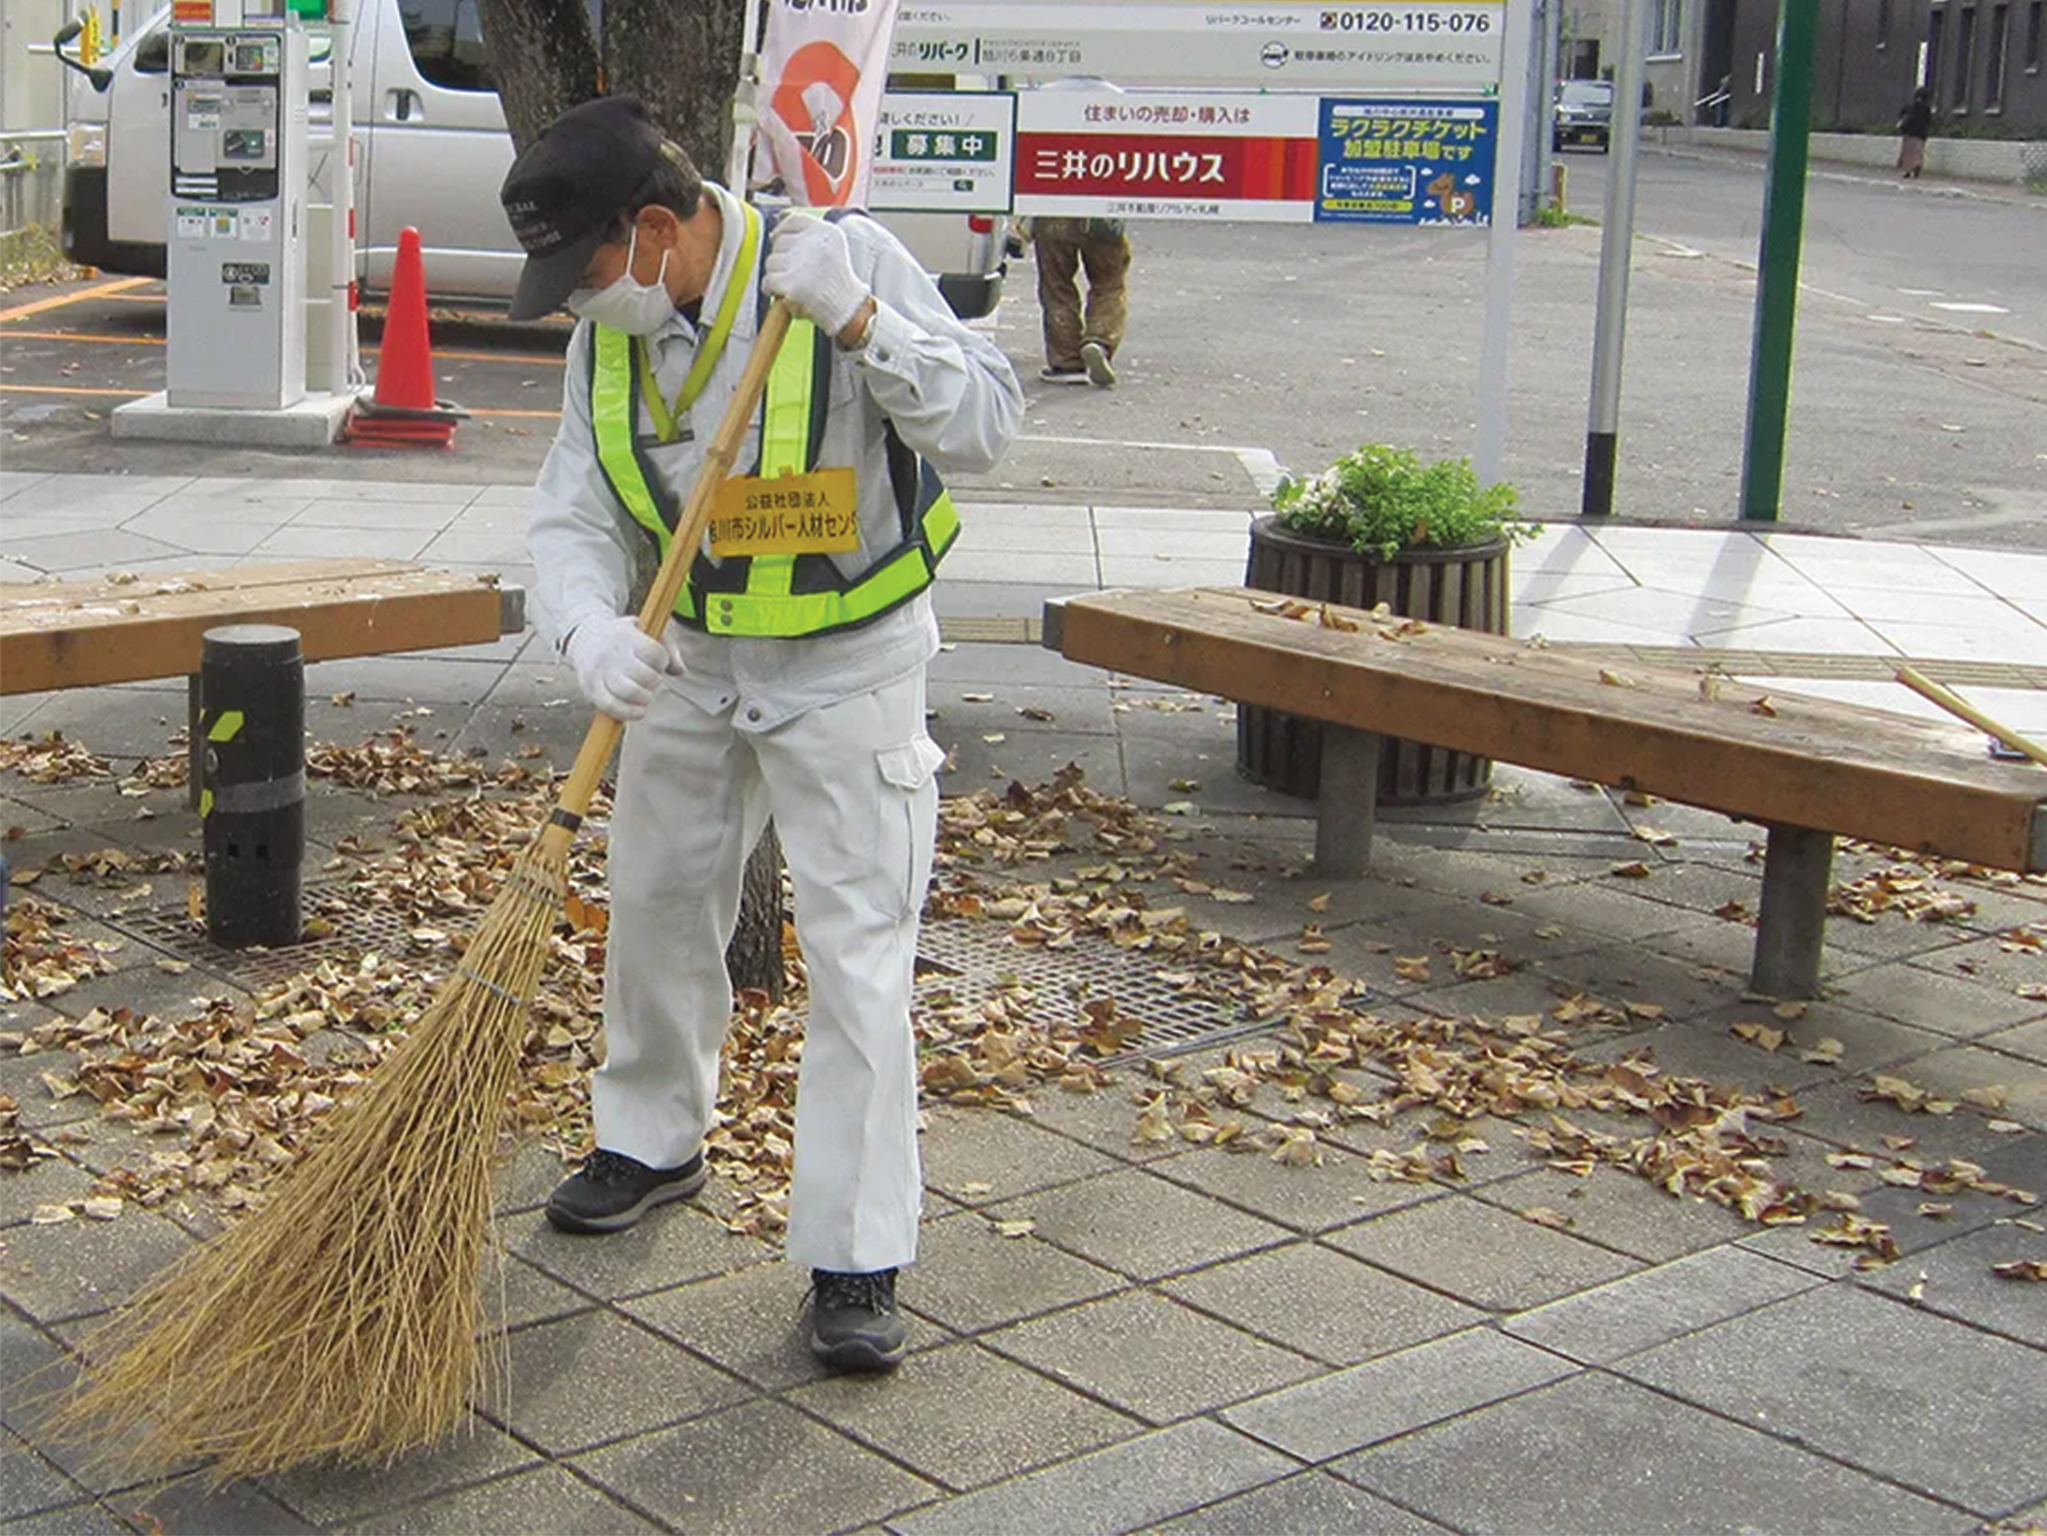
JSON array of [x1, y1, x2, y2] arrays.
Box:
[[542, 299, 795, 848], [1896, 665, 2047, 767]]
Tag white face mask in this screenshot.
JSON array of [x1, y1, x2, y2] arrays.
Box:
[[567, 226, 674, 335]]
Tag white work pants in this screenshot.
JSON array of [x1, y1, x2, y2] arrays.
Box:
[[594, 667, 942, 1274]]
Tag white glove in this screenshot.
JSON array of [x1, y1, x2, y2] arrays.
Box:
[[763, 210, 870, 336], [565, 614, 670, 722]]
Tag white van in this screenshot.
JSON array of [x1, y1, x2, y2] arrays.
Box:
[[55, 1, 1005, 317]]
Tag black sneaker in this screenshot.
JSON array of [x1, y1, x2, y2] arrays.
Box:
[[545, 1148, 705, 1234], [805, 1267, 906, 1372]]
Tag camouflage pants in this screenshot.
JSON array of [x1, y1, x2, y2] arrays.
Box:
[[1032, 218, 1132, 372]]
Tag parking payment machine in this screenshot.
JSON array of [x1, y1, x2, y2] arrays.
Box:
[[166, 25, 308, 409]]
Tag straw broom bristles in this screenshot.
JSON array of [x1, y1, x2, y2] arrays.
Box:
[[56, 836, 566, 1478]]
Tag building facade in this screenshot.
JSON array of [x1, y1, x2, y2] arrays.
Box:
[[1557, 1, 2045, 134]]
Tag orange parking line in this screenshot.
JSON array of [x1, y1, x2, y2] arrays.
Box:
[[2, 329, 163, 347], [0, 276, 156, 323], [0, 382, 143, 398]]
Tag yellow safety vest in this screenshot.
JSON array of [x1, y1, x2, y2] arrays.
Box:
[[586, 217, 960, 640]]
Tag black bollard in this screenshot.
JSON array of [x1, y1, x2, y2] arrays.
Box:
[[200, 624, 305, 948]]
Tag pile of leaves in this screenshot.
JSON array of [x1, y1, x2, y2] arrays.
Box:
[[2, 894, 114, 1002], [1830, 864, 1978, 925], [1, 733, 2040, 1277]]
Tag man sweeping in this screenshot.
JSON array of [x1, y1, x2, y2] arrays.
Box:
[[500, 97, 1021, 1371]]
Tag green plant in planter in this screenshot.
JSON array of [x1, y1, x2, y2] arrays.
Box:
[[1272, 444, 1534, 560]]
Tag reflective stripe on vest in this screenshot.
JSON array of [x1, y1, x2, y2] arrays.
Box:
[[588, 310, 959, 639]]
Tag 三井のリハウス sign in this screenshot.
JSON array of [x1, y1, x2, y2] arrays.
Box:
[[1013, 89, 1496, 225]]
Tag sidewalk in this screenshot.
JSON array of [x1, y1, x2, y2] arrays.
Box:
[[2, 474, 2044, 1535], [1647, 138, 2047, 212]]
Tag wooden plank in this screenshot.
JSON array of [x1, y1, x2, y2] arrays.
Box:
[[0, 568, 510, 694], [1052, 587, 2047, 872], [0, 560, 426, 617]]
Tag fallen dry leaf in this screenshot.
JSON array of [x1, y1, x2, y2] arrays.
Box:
[[1731, 1023, 1786, 1053]]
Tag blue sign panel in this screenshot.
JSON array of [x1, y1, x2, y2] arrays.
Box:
[[1315, 99, 1499, 225]]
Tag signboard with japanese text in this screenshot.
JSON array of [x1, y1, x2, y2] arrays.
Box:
[[1013, 90, 1320, 221], [1315, 99, 1497, 224], [868, 91, 1017, 213], [893, 1, 1505, 92]]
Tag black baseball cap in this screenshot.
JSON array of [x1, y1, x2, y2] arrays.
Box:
[[500, 96, 666, 322]]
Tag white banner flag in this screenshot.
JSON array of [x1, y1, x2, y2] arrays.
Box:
[[754, 0, 903, 207]]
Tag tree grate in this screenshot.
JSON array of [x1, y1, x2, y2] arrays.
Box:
[[101, 903, 1282, 1062], [912, 918, 1282, 1064], [105, 886, 426, 991]]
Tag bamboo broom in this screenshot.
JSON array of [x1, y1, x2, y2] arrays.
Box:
[[57, 302, 795, 1480]]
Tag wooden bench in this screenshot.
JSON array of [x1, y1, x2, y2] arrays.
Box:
[[1, 559, 526, 797], [1044, 586, 2047, 999]]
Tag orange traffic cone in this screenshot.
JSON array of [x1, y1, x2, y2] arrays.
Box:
[[345, 226, 469, 448]]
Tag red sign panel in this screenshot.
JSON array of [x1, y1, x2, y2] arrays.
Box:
[[1013, 132, 1318, 205]]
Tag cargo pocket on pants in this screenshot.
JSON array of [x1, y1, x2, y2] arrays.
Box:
[[876, 736, 947, 922]]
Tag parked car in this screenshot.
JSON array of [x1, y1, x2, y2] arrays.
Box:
[[53, 0, 1004, 318], [1552, 79, 1614, 153]]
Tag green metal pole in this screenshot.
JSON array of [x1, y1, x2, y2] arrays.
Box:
[[1739, 0, 1820, 523]]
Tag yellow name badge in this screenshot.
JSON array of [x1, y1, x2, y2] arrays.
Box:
[[709, 468, 860, 559]]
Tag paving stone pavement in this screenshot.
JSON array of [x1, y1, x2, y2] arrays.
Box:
[[1, 476, 2044, 1533]]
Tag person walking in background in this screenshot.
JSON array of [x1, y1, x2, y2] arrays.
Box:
[[1897, 87, 1935, 179], [1032, 216, 1131, 388]]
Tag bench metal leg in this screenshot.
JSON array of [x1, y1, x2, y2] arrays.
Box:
[[1750, 824, 1834, 999], [1314, 726, 1382, 879]]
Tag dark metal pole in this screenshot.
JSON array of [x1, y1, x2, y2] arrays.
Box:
[[200, 625, 306, 949], [1739, 0, 1820, 522], [1580, 0, 1647, 516]]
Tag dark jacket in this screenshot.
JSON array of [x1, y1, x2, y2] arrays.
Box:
[[1898, 97, 1934, 139]]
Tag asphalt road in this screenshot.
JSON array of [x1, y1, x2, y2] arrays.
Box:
[[3, 147, 2042, 546], [1568, 145, 2047, 349]]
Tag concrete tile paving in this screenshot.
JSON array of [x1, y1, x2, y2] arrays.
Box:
[[573, 1399, 936, 1536], [3, 482, 2046, 1533], [1160, 1242, 1485, 1366], [1322, 1195, 1643, 1313], [1619, 1285, 2047, 1514], [982, 1288, 1321, 1425], [1333, 1372, 1975, 1536], [786, 1339, 1143, 1491]]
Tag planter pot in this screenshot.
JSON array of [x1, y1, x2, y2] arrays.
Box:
[[1236, 516, 1509, 806]]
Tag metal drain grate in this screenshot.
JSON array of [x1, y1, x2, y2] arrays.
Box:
[[914, 918, 1281, 1063], [102, 901, 1281, 1061], [106, 888, 426, 990]]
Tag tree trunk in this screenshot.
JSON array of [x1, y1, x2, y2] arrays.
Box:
[[475, 0, 603, 153], [730, 822, 786, 1001], [603, 0, 753, 178], [476, 0, 784, 993]]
